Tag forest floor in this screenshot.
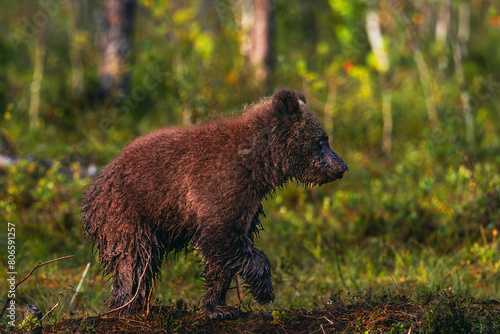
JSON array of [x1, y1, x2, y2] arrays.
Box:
[[1, 291, 499, 333]]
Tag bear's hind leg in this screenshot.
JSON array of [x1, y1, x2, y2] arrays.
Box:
[[108, 234, 165, 315], [108, 251, 149, 314]]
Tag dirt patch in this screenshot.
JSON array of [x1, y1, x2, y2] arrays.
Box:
[[0, 299, 424, 333]]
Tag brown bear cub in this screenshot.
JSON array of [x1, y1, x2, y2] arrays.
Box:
[[81, 88, 348, 319]]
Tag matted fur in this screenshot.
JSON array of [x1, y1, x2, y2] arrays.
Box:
[[81, 88, 348, 319]]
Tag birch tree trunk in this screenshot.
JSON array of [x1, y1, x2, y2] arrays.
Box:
[[399, 4, 441, 131], [240, 0, 274, 90], [435, 0, 450, 75], [452, 0, 474, 149], [28, 25, 47, 129], [366, 7, 392, 155]]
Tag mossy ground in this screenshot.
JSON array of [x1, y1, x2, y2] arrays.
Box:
[[2, 289, 499, 333]]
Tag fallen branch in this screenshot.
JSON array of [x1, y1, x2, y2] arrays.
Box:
[[69, 262, 91, 308], [42, 286, 76, 321], [0, 255, 74, 318]]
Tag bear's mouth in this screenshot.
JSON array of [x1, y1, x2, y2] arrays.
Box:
[[331, 164, 349, 181], [341, 165, 349, 178]]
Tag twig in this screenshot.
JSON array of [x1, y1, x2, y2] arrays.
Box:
[[145, 285, 153, 318], [391, 276, 402, 295], [42, 286, 76, 321], [456, 270, 462, 292], [235, 276, 242, 309], [102, 249, 151, 316], [0, 255, 74, 318], [115, 317, 151, 326], [15, 255, 74, 290], [393, 310, 418, 318], [69, 262, 91, 307], [408, 280, 417, 300]]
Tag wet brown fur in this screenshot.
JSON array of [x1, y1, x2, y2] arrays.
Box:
[[81, 88, 348, 319]]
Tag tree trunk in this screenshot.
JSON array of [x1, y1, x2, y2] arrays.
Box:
[[240, 0, 274, 90], [28, 25, 47, 129], [366, 7, 392, 155], [68, 0, 84, 96], [452, 0, 474, 149], [435, 0, 450, 74], [413, 48, 440, 130], [399, 4, 441, 131], [98, 0, 136, 101]]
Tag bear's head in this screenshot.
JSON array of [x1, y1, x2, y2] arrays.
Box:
[[271, 88, 349, 186]]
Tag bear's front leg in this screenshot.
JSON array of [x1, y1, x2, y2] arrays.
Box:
[[198, 224, 274, 319], [239, 248, 275, 305], [201, 261, 240, 319], [201, 248, 274, 319]]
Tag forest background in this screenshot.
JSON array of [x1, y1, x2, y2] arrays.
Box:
[[0, 0, 499, 331]]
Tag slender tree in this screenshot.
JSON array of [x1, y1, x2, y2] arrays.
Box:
[[451, 0, 474, 149], [67, 0, 85, 97], [240, 0, 275, 91], [28, 25, 47, 129], [97, 0, 137, 101], [396, 3, 441, 131], [435, 0, 450, 75], [366, 2, 392, 155]]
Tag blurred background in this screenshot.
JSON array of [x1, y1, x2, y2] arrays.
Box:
[[1, 0, 499, 322]]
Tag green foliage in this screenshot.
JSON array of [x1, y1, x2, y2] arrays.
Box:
[[1, 0, 500, 331], [271, 310, 286, 325], [420, 288, 500, 333], [18, 312, 41, 332], [0, 160, 89, 256]]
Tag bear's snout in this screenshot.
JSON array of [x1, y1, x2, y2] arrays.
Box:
[[333, 161, 348, 180], [340, 159, 349, 175], [337, 162, 349, 179], [324, 148, 348, 180]]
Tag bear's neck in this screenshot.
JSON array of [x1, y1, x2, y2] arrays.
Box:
[[236, 116, 289, 198]]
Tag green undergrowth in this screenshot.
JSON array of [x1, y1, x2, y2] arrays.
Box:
[[1, 0, 500, 332], [0, 152, 499, 331]]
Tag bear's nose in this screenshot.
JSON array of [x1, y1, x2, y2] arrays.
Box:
[[343, 164, 349, 174]]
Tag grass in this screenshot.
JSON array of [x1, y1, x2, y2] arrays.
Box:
[[0, 148, 499, 332], [2, 1, 499, 331]]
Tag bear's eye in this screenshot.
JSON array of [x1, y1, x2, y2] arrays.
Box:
[[318, 137, 328, 145], [317, 139, 328, 153]]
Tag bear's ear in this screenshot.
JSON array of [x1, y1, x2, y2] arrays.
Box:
[[295, 90, 306, 104], [272, 88, 301, 123]]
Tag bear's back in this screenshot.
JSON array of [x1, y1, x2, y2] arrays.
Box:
[[97, 119, 249, 219]]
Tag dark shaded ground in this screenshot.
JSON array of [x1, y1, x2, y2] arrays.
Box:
[[2, 291, 499, 333]]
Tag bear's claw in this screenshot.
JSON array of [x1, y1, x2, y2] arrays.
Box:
[[205, 305, 240, 320]]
